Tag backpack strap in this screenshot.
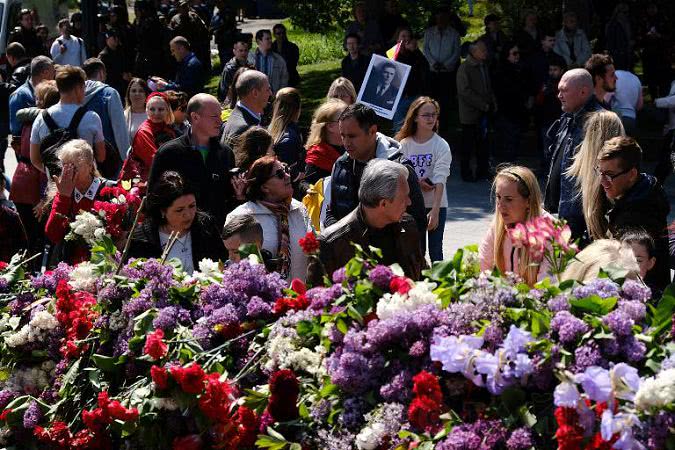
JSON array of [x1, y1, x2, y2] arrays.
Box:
[[41, 110, 59, 132], [67, 107, 87, 132]]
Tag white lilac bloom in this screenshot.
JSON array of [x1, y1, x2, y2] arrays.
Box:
[[355, 421, 387, 450], [600, 410, 645, 450], [68, 261, 98, 292], [576, 366, 612, 403], [610, 363, 641, 402], [634, 368, 675, 411], [68, 211, 108, 245], [376, 280, 439, 321]]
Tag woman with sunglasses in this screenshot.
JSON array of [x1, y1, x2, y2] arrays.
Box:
[[479, 165, 552, 286], [225, 156, 313, 281], [396, 97, 451, 262]]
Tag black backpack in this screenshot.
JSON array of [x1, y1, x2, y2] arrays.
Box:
[[39, 107, 87, 177]]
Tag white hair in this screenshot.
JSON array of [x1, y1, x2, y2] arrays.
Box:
[[561, 68, 593, 91], [359, 159, 407, 207]]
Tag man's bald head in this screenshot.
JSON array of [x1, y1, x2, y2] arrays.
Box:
[[558, 68, 593, 113], [186, 93, 222, 139], [186, 93, 219, 120], [235, 70, 272, 114]]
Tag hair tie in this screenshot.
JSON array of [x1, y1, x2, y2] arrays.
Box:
[[146, 91, 168, 103]]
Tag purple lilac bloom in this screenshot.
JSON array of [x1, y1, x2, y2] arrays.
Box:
[[30, 262, 71, 292], [339, 397, 367, 429], [573, 341, 606, 373], [573, 278, 620, 299], [246, 296, 273, 319], [8, 292, 35, 315], [315, 429, 356, 450], [437, 429, 482, 450], [193, 304, 240, 348], [617, 300, 647, 322], [326, 350, 380, 395], [507, 427, 533, 449], [122, 297, 153, 318], [483, 324, 504, 350], [368, 265, 394, 290], [602, 338, 620, 356], [332, 267, 347, 284], [380, 370, 412, 403], [551, 311, 590, 345], [621, 336, 646, 362], [547, 294, 570, 312], [647, 412, 675, 450], [0, 390, 16, 409], [409, 340, 426, 357], [307, 284, 342, 311], [98, 284, 133, 305], [0, 277, 9, 293], [22, 400, 41, 429], [603, 310, 634, 336], [472, 418, 509, 448], [621, 280, 651, 303], [310, 399, 331, 423], [153, 306, 191, 331]]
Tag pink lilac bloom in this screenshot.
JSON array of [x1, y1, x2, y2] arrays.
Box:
[[551, 311, 590, 345], [621, 279, 651, 303], [506, 427, 533, 450], [368, 265, 394, 290]]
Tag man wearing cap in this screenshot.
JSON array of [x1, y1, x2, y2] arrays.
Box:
[[98, 29, 129, 97]]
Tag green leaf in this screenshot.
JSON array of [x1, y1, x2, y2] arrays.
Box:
[[336, 318, 348, 334], [58, 358, 81, 397], [570, 294, 617, 315], [320, 382, 339, 397], [92, 354, 118, 372]]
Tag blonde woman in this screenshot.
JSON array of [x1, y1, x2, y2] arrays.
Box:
[[565, 110, 624, 240], [269, 87, 303, 182], [304, 99, 348, 184], [479, 165, 551, 285], [561, 239, 639, 283], [327, 77, 357, 105]]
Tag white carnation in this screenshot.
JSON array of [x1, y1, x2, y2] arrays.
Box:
[[376, 280, 440, 321], [635, 368, 675, 411], [69, 262, 98, 292], [68, 211, 108, 245], [355, 421, 387, 450]]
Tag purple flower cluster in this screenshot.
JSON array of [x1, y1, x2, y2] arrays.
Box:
[[192, 304, 240, 348], [23, 400, 41, 429], [368, 265, 393, 290], [647, 412, 675, 450], [129, 260, 176, 307], [617, 300, 647, 322], [339, 397, 367, 429], [551, 311, 590, 345], [0, 390, 16, 409], [621, 279, 651, 303], [547, 294, 570, 312], [572, 340, 606, 373], [379, 369, 412, 403], [29, 262, 71, 292], [332, 268, 347, 284], [153, 306, 191, 331], [437, 419, 508, 450], [98, 284, 134, 306], [572, 278, 620, 299], [306, 284, 342, 312], [246, 296, 273, 319], [603, 309, 634, 336], [506, 427, 533, 450], [0, 277, 8, 293], [8, 292, 35, 316]]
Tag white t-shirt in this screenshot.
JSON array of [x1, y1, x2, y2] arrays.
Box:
[[50, 35, 87, 66], [399, 133, 452, 208], [159, 231, 194, 274], [613, 70, 642, 120], [125, 111, 147, 142], [30, 103, 104, 148]]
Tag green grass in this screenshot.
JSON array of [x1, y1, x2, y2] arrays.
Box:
[[284, 20, 345, 66], [297, 60, 341, 127]]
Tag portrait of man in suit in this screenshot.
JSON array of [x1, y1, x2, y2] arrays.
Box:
[[362, 60, 399, 109]]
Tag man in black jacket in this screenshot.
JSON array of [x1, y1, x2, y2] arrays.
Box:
[[272, 24, 300, 87], [8, 10, 45, 58], [341, 33, 369, 92], [0, 43, 31, 171], [597, 136, 671, 291], [148, 94, 237, 227], [325, 103, 427, 246], [220, 70, 271, 147]]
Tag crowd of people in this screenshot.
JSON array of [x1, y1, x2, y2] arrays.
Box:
[[0, 0, 674, 297]]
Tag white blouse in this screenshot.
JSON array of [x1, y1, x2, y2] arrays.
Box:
[[125, 111, 147, 142], [159, 231, 194, 274]]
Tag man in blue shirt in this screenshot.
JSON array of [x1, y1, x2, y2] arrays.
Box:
[[9, 56, 55, 145], [153, 36, 204, 97]]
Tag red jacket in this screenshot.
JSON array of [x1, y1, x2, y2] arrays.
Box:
[[305, 143, 342, 172], [9, 123, 44, 205], [120, 119, 175, 182]]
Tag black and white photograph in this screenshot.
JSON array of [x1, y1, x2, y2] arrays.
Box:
[[357, 53, 411, 119]]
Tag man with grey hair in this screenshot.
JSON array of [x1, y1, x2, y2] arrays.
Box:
[[544, 67, 603, 241], [149, 93, 236, 227], [221, 70, 272, 147], [307, 159, 425, 285]]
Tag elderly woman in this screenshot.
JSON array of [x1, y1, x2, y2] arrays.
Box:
[[127, 171, 226, 273], [45, 139, 116, 264], [119, 91, 176, 183], [226, 156, 313, 281], [304, 99, 348, 184], [479, 165, 552, 285]]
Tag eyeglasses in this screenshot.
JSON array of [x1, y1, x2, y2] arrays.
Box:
[[594, 166, 631, 182], [268, 165, 290, 180], [418, 113, 438, 119]]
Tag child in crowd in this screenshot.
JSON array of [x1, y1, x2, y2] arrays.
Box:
[[621, 229, 657, 290], [395, 96, 452, 262]]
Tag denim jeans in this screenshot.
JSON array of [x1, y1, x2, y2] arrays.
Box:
[[392, 95, 417, 133], [426, 207, 447, 262]]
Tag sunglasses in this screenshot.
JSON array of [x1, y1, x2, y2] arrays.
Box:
[[268, 164, 290, 180]]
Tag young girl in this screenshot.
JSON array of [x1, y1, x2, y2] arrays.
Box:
[[621, 229, 657, 290], [396, 97, 452, 262]]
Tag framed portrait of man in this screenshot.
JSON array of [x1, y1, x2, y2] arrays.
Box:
[[357, 53, 411, 120]]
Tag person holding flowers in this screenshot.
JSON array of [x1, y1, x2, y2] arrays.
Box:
[[44, 139, 116, 264], [225, 156, 313, 281], [479, 165, 551, 285], [119, 91, 176, 183], [126, 171, 226, 273]]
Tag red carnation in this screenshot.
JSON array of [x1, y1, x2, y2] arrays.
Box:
[[172, 435, 204, 450], [198, 373, 234, 421], [34, 421, 74, 448], [0, 261, 7, 271], [235, 406, 258, 447], [82, 407, 109, 432], [144, 329, 168, 360], [390, 276, 413, 294], [408, 396, 440, 431], [554, 407, 585, 450], [298, 232, 320, 254], [412, 371, 443, 405], [267, 369, 299, 422], [171, 363, 207, 394], [107, 400, 139, 422], [151, 365, 169, 390], [273, 294, 310, 315]]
